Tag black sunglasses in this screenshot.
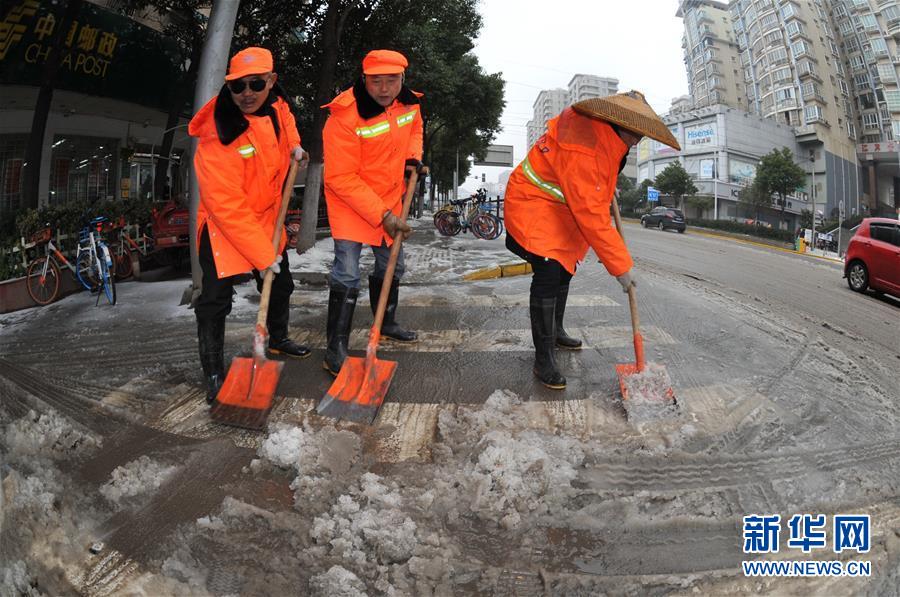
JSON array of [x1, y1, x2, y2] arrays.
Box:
[[228, 78, 268, 94]]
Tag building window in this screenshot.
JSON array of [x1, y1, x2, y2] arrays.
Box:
[[770, 46, 789, 64], [780, 3, 796, 19], [785, 20, 802, 38], [804, 105, 824, 123], [854, 73, 871, 88], [790, 40, 809, 58], [48, 136, 118, 205], [885, 89, 900, 111], [860, 14, 878, 30], [0, 134, 27, 216], [870, 38, 889, 56], [849, 54, 865, 70], [877, 63, 897, 84], [759, 13, 778, 30], [862, 112, 880, 127], [892, 120, 900, 138], [773, 66, 792, 82]]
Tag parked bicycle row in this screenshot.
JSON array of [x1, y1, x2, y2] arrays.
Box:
[[433, 190, 504, 240]]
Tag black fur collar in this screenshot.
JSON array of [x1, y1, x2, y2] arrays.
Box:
[[352, 78, 420, 120], [214, 82, 294, 146]]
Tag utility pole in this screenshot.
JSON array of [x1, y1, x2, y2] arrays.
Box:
[[183, 1, 239, 306], [713, 150, 718, 221], [810, 149, 816, 253], [453, 147, 459, 201]]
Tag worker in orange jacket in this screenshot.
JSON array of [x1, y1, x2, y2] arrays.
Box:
[[189, 47, 311, 404], [504, 91, 680, 389], [321, 49, 424, 376]]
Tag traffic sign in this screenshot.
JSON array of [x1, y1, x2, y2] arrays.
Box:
[[647, 187, 660, 202]]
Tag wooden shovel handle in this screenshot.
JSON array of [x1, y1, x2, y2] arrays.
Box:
[[370, 169, 423, 339], [611, 191, 644, 370], [257, 159, 301, 329]]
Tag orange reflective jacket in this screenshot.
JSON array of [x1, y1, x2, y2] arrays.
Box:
[[323, 81, 423, 246], [189, 90, 300, 278], [504, 107, 633, 277]]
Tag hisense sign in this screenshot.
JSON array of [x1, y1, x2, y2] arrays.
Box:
[[684, 122, 718, 152]]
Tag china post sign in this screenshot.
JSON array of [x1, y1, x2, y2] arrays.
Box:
[[684, 122, 717, 153], [0, 0, 182, 111]]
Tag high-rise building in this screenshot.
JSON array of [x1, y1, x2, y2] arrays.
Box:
[[675, 0, 890, 217], [567, 74, 619, 102], [526, 75, 620, 148], [527, 88, 568, 147], [678, 0, 745, 110]]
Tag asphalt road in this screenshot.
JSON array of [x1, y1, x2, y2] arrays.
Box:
[[626, 223, 898, 353]]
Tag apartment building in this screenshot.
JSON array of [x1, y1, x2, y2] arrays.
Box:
[[678, 0, 746, 110], [527, 89, 568, 147], [526, 75, 620, 148], [568, 74, 619, 102], [676, 0, 891, 218]]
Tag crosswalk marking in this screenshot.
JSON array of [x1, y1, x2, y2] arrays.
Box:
[[290, 293, 619, 308], [374, 402, 444, 462], [276, 326, 675, 352]]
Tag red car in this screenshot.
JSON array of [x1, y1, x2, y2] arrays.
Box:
[[844, 217, 900, 297]]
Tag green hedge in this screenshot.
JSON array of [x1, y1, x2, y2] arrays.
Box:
[[690, 219, 794, 243]]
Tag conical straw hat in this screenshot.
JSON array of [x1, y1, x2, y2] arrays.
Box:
[[572, 90, 680, 151]]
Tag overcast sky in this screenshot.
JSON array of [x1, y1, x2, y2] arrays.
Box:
[[468, 0, 688, 187]]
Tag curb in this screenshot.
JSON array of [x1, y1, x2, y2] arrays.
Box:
[[463, 261, 532, 281], [686, 228, 844, 263]]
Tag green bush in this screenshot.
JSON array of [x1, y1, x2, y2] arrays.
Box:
[[691, 218, 794, 243]]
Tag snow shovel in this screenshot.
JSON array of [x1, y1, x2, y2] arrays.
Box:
[[610, 192, 676, 405], [210, 157, 302, 430], [317, 169, 423, 424]]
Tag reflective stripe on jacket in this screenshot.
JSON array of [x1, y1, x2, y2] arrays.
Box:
[[189, 92, 300, 278], [504, 107, 633, 276], [323, 82, 424, 246]]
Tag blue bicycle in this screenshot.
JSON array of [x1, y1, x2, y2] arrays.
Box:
[[26, 216, 116, 306]]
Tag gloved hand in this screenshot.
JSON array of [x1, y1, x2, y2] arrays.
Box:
[[404, 159, 425, 174], [616, 270, 636, 293], [292, 146, 309, 166], [383, 211, 412, 240], [266, 254, 283, 275]]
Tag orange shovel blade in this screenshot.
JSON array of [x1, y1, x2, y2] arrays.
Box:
[[317, 355, 397, 424], [210, 356, 284, 430]]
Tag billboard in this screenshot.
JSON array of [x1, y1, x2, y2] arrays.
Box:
[[684, 122, 718, 152], [474, 145, 514, 167]]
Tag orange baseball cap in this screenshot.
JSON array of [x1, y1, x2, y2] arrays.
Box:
[[362, 49, 408, 75], [225, 47, 274, 81]]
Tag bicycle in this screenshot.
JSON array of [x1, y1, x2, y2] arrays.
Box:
[[108, 217, 153, 279], [434, 194, 502, 240], [25, 217, 117, 306]]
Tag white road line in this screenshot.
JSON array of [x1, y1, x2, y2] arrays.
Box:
[[279, 326, 675, 352], [290, 293, 619, 307]]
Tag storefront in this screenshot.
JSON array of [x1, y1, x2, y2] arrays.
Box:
[[0, 0, 189, 216]]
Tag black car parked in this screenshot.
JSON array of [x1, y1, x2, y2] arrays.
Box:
[[641, 206, 686, 233]]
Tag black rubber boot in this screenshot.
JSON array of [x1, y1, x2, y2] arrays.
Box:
[[555, 284, 582, 350], [530, 296, 566, 389], [197, 317, 226, 404], [369, 275, 417, 342], [323, 284, 358, 376], [268, 337, 311, 359], [266, 290, 311, 359]]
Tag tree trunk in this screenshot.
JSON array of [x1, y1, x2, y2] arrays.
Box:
[[296, 0, 350, 254], [22, 0, 84, 209], [154, 47, 200, 203]]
